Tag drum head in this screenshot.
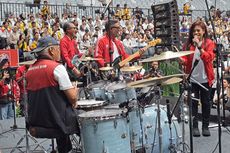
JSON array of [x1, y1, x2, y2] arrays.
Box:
[[78, 109, 125, 119], [87, 80, 107, 89], [106, 82, 127, 91], [78, 99, 105, 108]]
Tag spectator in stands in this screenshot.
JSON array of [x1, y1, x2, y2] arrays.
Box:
[[8, 26, 20, 49], [115, 4, 122, 19], [123, 33, 132, 48], [0, 21, 11, 49], [180, 20, 215, 137], [41, 0, 50, 18], [144, 61, 164, 79], [121, 4, 131, 20]]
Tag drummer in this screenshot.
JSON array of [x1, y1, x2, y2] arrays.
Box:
[[143, 61, 164, 79]]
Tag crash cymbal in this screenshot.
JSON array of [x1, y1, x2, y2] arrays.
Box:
[[130, 77, 182, 88], [120, 66, 143, 72], [19, 60, 36, 65], [99, 66, 113, 71], [128, 74, 184, 87], [140, 51, 194, 63], [80, 57, 103, 61]]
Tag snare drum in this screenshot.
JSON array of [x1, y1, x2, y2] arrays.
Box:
[[77, 99, 106, 111], [87, 80, 108, 100], [129, 104, 181, 153], [105, 81, 137, 104], [78, 109, 131, 153]]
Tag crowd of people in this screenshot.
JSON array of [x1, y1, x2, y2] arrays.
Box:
[[0, 1, 230, 152]]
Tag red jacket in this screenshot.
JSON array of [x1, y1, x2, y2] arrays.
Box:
[[94, 34, 129, 67], [15, 65, 29, 96], [60, 35, 82, 69], [0, 79, 20, 103], [181, 38, 215, 86]]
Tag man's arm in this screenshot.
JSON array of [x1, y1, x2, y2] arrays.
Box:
[[54, 65, 78, 107]]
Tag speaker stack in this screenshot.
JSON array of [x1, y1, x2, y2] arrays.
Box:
[[151, 0, 180, 53]]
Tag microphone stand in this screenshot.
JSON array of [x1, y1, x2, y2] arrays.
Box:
[[100, 0, 113, 67], [204, 0, 224, 152], [171, 59, 200, 153]]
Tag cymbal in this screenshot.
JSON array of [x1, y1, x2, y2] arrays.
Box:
[[140, 51, 194, 63], [120, 66, 143, 72], [99, 66, 113, 71], [80, 57, 103, 61], [128, 74, 184, 88], [19, 60, 36, 65]]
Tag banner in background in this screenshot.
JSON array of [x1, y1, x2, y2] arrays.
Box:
[[0, 50, 19, 67]]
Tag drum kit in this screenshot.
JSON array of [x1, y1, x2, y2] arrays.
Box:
[[19, 50, 194, 153], [73, 50, 195, 153]]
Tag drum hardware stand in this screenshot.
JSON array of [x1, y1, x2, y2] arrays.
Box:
[[204, 0, 226, 152], [170, 59, 205, 153], [4, 71, 47, 153], [166, 99, 177, 153], [152, 85, 163, 153]]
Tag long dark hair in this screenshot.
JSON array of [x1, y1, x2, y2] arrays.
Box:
[[186, 20, 209, 49]]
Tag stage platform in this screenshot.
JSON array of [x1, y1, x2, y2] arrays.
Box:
[[1, 112, 230, 153]]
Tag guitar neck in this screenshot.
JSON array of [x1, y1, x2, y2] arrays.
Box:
[[119, 45, 149, 67]]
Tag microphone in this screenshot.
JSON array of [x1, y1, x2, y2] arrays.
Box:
[[193, 59, 199, 68], [166, 99, 171, 125]]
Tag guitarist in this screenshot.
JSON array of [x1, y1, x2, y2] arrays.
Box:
[[60, 22, 82, 82], [94, 19, 143, 68]]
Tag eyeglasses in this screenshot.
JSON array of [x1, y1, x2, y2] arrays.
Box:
[[68, 27, 77, 30], [111, 26, 120, 29]]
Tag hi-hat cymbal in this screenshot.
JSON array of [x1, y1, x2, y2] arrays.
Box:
[[128, 74, 184, 88], [99, 66, 113, 71], [80, 57, 103, 61], [140, 51, 194, 63], [19, 60, 36, 65], [120, 66, 143, 72]]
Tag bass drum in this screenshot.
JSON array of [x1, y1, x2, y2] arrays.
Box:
[[78, 109, 131, 153], [129, 104, 181, 153], [87, 80, 108, 100]]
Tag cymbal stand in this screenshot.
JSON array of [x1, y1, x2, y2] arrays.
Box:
[[84, 61, 92, 86], [166, 99, 177, 153], [152, 85, 163, 153]]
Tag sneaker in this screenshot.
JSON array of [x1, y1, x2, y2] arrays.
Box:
[[193, 127, 200, 137], [202, 127, 211, 136]]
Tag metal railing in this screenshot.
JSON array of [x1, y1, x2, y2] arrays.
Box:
[[0, 2, 217, 22], [0, 2, 151, 21]]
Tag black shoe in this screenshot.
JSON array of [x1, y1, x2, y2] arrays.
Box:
[[202, 127, 211, 136], [193, 127, 200, 137]]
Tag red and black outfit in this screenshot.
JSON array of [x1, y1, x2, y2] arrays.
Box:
[[181, 38, 215, 129], [94, 34, 129, 67], [26, 59, 79, 152]]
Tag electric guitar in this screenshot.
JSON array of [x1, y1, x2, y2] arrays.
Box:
[[118, 38, 162, 68]]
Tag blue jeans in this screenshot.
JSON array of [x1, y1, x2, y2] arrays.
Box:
[[0, 103, 14, 120]]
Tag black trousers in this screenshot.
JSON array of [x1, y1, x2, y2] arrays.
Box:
[[191, 82, 211, 128], [56, 135, 72, 153]]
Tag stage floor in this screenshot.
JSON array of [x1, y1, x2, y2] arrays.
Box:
[[1, 114, 230, 153]]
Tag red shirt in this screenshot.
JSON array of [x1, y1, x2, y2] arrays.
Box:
[[94, 34, 129, 67], [15, 65, 29, 95], [0, 79, 20, 102], [181, 38, 215, 86], [60, 35, 82, 69]]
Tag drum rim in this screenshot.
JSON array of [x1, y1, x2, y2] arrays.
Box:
[[78, 109, 127, 121], [78, 100, 107, 108]]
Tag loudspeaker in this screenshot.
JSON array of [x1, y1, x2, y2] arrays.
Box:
[[152, 0, 180, 52]]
